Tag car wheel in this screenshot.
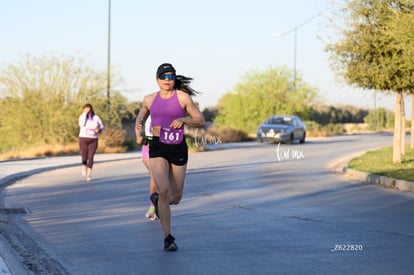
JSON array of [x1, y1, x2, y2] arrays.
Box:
[[300, 132, 306, 144], [286, 133, 294, 144]]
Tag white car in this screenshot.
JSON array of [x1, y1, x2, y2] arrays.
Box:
[[257, 115, 306, 144]]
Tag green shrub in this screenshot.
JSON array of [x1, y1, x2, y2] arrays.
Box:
[[304, 121, 345, 137]]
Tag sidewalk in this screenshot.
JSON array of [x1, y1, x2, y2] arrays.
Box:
[[0, 152, 139, 274]]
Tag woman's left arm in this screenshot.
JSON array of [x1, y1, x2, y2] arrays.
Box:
[[96, 116, 104, 132], [173, 92, 205, 128]]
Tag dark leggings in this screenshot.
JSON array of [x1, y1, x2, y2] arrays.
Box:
[[79, 137, 98, 168]]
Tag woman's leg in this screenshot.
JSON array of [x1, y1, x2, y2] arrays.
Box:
[[79, 138, 88, 165], [143, 157, 157, 195], [86, 139, 98, 168], [143, 156, 158, 219], [86, 139, 98, 180], [148, 139, 187, 250], [150, 157, 171, 237], [168, 164, 187, 205], [79, 138, 88, 175]]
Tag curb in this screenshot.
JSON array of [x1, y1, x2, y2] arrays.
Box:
[[332, 157, 414, 194], [329, 145, 414, 194], [343, 167, 414, 193]]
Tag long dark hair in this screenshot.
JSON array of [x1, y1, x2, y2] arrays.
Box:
[[174, 75, 200, 96], [83, 103, 95, 119]]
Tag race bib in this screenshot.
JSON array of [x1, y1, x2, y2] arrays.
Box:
[[160, 127, 184, 144], [86, 128, 97, 136]]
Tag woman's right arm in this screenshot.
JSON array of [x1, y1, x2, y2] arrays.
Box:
[[135, 95, 152, 143], [79, 114, 85, 127]]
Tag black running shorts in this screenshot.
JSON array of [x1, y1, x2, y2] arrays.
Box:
[[149, 136, 188, 166]]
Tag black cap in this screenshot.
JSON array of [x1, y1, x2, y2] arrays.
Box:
[[156, 63, 176, 78]]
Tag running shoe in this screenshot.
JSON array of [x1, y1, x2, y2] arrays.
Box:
[[145, 207, 158, 220], [150, 192, 159, 218], [164, 234, 177, 251], [145, 207, 154, 218]]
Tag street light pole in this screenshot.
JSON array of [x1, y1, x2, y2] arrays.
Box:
[[273, 13, 322, 91], [293, 27, 297, 90], [107, 0, 111, 124]]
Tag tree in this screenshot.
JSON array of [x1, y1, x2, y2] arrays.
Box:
[[214, 66, 318, 133], [0, 54, 127, 153], [326, 0, 414, 163], [385, 5, 414, 149], [309, 104, 369, 125]]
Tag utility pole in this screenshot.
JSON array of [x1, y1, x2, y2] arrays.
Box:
[[106, 0, 111, 124], [273, 13, 323, 91]]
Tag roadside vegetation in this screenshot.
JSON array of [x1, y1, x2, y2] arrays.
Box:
[[348, 145, 414, 183], [325, 0, 414, 163], [1, 0, 414, 187], [0, 53, 406, 161]]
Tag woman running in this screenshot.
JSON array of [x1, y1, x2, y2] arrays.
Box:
[[135, 63, 205, 251]]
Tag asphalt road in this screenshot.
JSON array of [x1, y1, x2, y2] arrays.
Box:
[[2, 134, 414, 275]]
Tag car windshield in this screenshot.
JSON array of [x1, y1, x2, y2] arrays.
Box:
[[268, 116, 293, 125]]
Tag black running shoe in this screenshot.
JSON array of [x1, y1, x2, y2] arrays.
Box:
[[164, 234, 177, 251], [150, 192, 159, 218]]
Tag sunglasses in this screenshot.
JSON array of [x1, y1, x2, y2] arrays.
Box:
[[159, 73, 175, 81]]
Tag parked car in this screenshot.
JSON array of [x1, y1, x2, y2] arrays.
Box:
[[257, 115, 306, 144]]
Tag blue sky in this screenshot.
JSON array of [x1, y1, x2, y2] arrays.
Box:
[[1, 0, 411, 117]]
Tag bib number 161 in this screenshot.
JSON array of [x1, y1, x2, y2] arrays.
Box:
[[163, 132, 180, 142], [159, 127, 184, 144]]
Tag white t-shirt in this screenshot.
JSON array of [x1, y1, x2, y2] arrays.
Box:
[[144, 116, 153, 137], [78, 113, 104, 138]]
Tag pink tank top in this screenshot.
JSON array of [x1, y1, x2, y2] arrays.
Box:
[[150, 90, 186, 128]]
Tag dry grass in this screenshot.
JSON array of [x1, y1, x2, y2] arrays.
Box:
[[0, 143, 79, 160], [0, 126, 129, 160], [0, 142, 126, 160]]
